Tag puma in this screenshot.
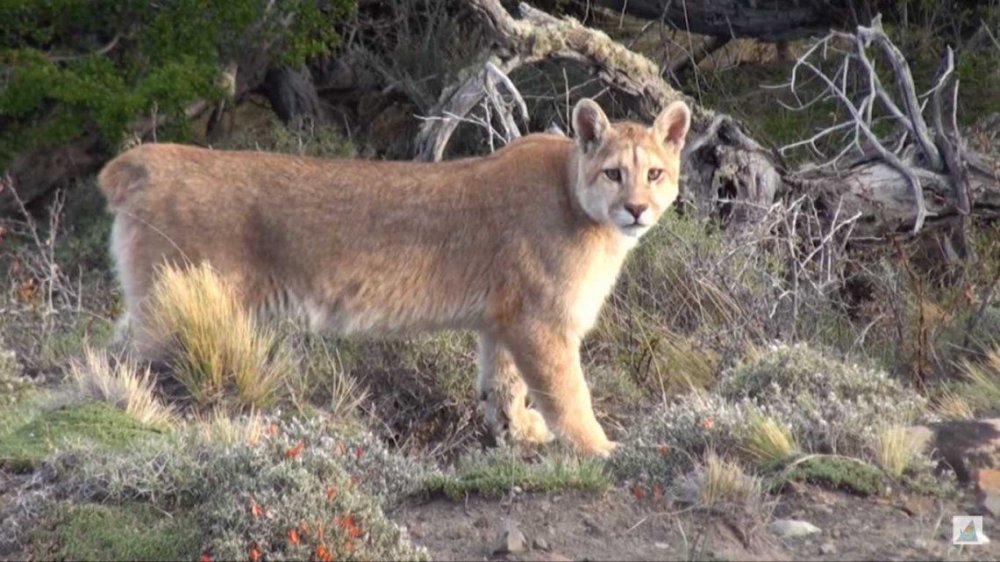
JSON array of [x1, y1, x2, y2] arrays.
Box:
[[98, 98, 691, 456]]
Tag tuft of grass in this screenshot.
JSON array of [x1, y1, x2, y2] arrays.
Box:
[[930, 389, 975, 421], [31, 502, 202, 561], [423, 448, 610, 500], [955, 349, 1000, 415], [0, 402, 163, 471], [743, 413, 797, 467], [68, 347, 175, 427], [287, 333, 368, 420], [872, 425, 927, 479], [697, 453, 763, 509], [144, 262, 293, 410], [779, 456, 886, 497], [191, 407, 264, 446]]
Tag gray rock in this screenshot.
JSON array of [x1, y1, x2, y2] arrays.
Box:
[[493, 525, 528, 555], [533, 537, 550, 551], [769, 519, 821, 538], [819, 542, 837, 555]]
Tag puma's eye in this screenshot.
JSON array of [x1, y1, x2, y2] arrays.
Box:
[[648, 169, 663, 182], [603, 168, 622, 182]]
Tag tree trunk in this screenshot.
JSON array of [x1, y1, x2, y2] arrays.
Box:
[[594, 0, 855, 41], [260, 65, 326, 125]]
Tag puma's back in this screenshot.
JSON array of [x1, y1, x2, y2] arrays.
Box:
[[101, 134, 586, 336]]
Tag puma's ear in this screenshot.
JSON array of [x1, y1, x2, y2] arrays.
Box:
[[572, 98, 611, 152], [653, 100, 691, 152]]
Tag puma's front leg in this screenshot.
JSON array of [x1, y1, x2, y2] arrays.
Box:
[[500, 323, 615, 457], [476, 334, 554, 445]]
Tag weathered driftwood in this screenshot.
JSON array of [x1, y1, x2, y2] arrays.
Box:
[[419, 1, 1000, 240]]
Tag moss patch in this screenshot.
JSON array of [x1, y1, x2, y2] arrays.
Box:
[[0, 402, 163, 471], [31, 502, 203, 561], [424, 449, 610, 500], [776, 456, 887, 497]]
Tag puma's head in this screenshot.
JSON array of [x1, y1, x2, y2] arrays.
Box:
[[571, 98, 691, 239]]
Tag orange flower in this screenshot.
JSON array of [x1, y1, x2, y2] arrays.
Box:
[[286, 439, 305, 459], [315, 544, 334, 562], [267, 423, 280, 436], [248, 542, 262, 562], [326, 486, 338, 501], [250, 499, 265, 519], [18, 278, 37, 301], [658, 444, 670, 457], [632, 485, 646, 501], [200, 549, 213, 562], [701, 417, 715, 430], [288, 527, 301, 545]]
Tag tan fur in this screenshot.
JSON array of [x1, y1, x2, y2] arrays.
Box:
[[98, 99, 691, 456]]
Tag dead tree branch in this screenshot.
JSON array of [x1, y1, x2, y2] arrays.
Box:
[[777, 14, 999, 237]]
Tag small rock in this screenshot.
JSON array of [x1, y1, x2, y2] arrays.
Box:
[[513, 485, 524, 495], [533, 537, 550, 551], [582, 516, 601, 534], [653, 542, 670, 550], [819, 542, 837, 555], [493, 526, 528, 555], [769, 519, 821, 538]]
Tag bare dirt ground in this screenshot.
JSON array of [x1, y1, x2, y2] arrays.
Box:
[[393, 486, 1000, 561]]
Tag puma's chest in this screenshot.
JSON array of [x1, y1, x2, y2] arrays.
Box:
[[565, 247, 629, 335]]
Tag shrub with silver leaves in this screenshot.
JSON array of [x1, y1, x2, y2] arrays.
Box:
[[718, 343, 926, 455]]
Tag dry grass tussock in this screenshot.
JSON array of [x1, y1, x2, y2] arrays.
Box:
[[190, 407, 265, 446], [68, 347, 175, 427], [871, 424, 928, 478], [697, 452, 765, 509], [743, 413, 797, 466], [143, 262, 292, 409]]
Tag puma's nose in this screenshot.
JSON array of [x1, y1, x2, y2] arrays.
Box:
[[624, 203, 648, 219]]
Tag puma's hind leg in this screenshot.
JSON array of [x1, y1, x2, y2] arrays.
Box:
[[476, 333, 554, 445]]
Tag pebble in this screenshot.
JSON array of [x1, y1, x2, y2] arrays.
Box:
[[819, 542, 837, 555], [769, 519, 821, 538], [533, 537, 550, 551], [493, 526, 528, 555]]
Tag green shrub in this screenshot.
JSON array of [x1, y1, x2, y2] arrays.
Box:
[[48, 415, 430, 561], [0, 0, 354, 164], [719, 343, 926, 455], [612, 392, 749, 484]]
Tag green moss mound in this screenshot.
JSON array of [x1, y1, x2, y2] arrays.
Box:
[[0, 402, 163, 470], [31, 502, 202, 561]]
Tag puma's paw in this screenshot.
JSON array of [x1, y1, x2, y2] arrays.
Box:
[[509, 407, 555, 444]]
